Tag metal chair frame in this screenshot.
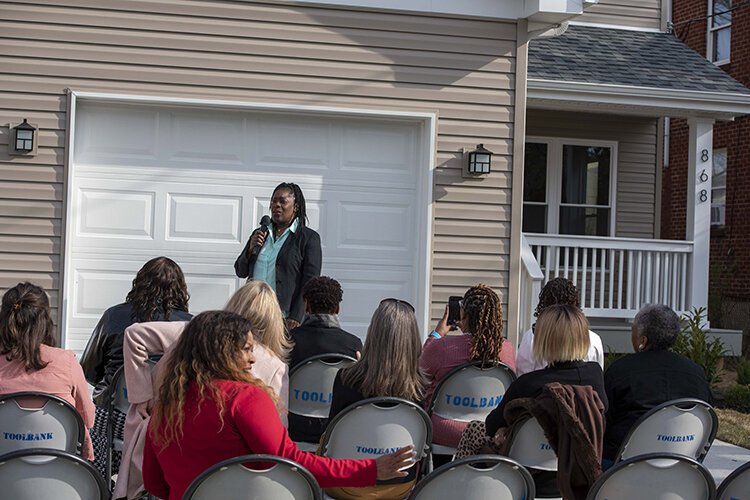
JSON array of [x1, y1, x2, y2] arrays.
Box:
[[615, 398, 718, 463], [0, 448, 109, 500], [586, 452, 716, 500], [407, 454, 535, 500], [0, 391, 85, 456], [716, 459, 750, 500], [183, 454, 322, 500]]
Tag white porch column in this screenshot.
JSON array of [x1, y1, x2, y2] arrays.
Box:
[[685, 117, 714, 316]]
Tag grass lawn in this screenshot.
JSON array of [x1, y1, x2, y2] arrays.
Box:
[[716, 408, 750, 449]]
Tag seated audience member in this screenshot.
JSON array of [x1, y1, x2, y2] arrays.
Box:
[[0, 282, 96, 460], [516, 277, 604, 375], [224, 280, 291, 410], [420, 284, 516, 456], [288, 276, 362, 444], [114, 281, 291, 500], [143, 310, 414, 500], [457, 304, 607, 499], [289, 276, 362, 370], [80, 256, 192, 474], [603, 304, 713, 464], [327, 299, 426, 500]]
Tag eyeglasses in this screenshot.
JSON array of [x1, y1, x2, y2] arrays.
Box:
[[380, 298, 415, 312]]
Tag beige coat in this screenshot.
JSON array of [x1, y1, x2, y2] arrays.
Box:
[[113, 320, 289, 499]]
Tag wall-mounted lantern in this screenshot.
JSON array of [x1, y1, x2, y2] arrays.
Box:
[[10, 119, 38, 156], [466, 143, 493, 175]]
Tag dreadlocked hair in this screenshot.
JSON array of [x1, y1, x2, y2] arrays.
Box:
[[534, 277, 580, 318], [463, 284, 505, 365], [125, 256, 190, 323], [273, 182, 308, 227], [149, 310, 276, 449]]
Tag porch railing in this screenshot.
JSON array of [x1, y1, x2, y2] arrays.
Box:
[[523, 233, 694, 319], [520, 234, 545, 335]]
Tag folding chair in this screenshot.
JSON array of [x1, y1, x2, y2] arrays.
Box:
[[0, 448, 108, 500], [0, 392, 85, 457], [428, 361, 516, 456], [586, 453, 716, 500], [615, 398, 717, 463], [408, 455, 535, 500], [507, 416, 558, 472], [183, 454, 322, 500], [105, 365, 130, 482], [717, 459, 750, 500], [320, 397, 432, 478], [288, 353, 356, 451]]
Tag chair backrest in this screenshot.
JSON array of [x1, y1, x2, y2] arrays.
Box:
[[717, 459, 750, 500], [183, 454, 322, 500], [111, 366, 130, 414], [507, 416, 558, 471], [408, 455, 535, 500], [0, 392, 84, 456], [616, 398, 718, 463], [288, 354, 357, 418], [321, 397, 431, 464], [587, 453, 716, 500], [429, 361, 517, 422], [0, 448, 108, 500]]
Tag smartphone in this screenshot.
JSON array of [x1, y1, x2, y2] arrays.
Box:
[[447, 296, 463, 326]]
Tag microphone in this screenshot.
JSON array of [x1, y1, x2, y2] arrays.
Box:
[[250, 215, 272, 257]]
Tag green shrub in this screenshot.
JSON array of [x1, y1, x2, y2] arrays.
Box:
[[735, 357, 750, 386], [673, 306, 726, 387], [724, 384, 750, 413], [604, 349, 626, 371]]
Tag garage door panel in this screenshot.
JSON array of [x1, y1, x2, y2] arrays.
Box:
[[183, 274, 239, 313], [78, 188, 155, 240], [166, 110, 245, 166], [341, 122, 417, 181], [74, 268, 134, 318], [258, 118, 331, 171], [337, 200, 411, 252], [75, 103, 158, 163], [324, 265, 414, 339], [166, 193, 242, 243]]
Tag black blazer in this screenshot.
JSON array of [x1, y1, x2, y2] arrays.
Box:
[[234, 224, 322, 322]]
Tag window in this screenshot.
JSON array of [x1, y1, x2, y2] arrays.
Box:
[[708, 0, 731, 64], [711, 148, 727, 226], [523, 139, 616, 237]]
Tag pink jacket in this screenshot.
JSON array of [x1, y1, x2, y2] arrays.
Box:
[[0, 344, 96, 460]]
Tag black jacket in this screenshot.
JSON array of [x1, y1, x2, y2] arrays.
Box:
[[287, 315, 362, 443], [79, 302, 192, 406], [234, 224, 322, 323], [603, 350, 713, 460]]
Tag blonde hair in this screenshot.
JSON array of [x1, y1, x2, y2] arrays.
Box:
[[224, 281, 291, 362], [340, 300, 425, 402], [533, 304, 590, 365]]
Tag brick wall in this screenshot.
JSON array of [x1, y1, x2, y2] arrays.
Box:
[[663, 1, 750, 311]]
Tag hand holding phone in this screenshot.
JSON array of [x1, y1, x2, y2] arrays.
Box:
[[447, 296, 462, 326]]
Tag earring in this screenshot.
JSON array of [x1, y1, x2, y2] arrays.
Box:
[[638, 344, 645, 351]]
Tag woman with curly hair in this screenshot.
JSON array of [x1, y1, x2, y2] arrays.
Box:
[[419, 284, 516, 459], [515, 277, 604, 375], [0, 282, 96, 460], [143, 310, 414, 500], [80, 256, 192, 476]]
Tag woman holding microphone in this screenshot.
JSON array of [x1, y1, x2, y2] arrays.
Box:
[[235, 182, 322, 329]]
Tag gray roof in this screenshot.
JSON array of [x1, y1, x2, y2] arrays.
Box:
[[528, 25, 750, 95]]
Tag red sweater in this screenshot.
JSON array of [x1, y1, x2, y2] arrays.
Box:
[[143, 380, 376, 500]]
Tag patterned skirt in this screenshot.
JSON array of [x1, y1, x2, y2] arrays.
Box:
[[91, 405, 127, 480]]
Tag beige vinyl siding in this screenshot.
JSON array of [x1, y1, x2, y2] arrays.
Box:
[[0, 0, 518, 330], [576, 0, 663, 30], [526, 109, 658, 239]]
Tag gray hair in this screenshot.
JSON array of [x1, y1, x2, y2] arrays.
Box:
[[633, 304, 681, 350]]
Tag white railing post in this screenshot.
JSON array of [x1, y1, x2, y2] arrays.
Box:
[[519, 235, 544, 343]]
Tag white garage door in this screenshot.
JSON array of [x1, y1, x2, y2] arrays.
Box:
[[63, 100, 431, 352]]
